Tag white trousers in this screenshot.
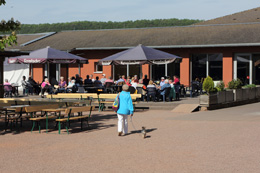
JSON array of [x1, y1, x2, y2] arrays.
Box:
[[117, 113, 128, 134]]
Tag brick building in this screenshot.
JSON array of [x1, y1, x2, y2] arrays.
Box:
[[7, 7, 260, 86]]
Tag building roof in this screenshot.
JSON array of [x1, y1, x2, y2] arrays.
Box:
[[196, 7, 260, 25], [19, 22, 260, 51], [3, 7, 259, 51], [5, 32, 55, 51]]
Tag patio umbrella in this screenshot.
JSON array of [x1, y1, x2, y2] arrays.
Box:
[[8, 46, 88, 64], [99, 44, 182, 65]]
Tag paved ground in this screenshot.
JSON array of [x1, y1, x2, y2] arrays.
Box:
[[1, 102, 260, 172]]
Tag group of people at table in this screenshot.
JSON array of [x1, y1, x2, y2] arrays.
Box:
[[4, 73, 181, 101]]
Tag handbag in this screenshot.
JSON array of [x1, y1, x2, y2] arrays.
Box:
[[112, 92, 120, 112]]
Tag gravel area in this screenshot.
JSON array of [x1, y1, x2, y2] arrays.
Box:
[[1, 102, 260, 173]]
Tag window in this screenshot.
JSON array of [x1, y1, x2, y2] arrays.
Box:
[[94, 62, 103, 72], [192, 54, 207, 80], [192, 53, 223, 81], [208, 54, 223, 80]]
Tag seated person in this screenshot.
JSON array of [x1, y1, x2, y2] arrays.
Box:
[[4, 79, 12, 97], [75, 74, 83, 86], [84, 75, 93, 86], [104, 76, 114, 86], [116, 76, 125, 85], [131, 79, 138, 89], [41, 78, 53, 98], [55, 76, 67, 94], [4, 79, 11, 86], [160, 79, 171, 96], [100, 74, 107, 85], [28, 76, 40, 95], [125, 79, 132, 86], [136, 79, 147, 100], [22, 76, 33, 95], [93, 76, 102, 87], [147, 80, 157, 101], [66, 79, 76, 93]]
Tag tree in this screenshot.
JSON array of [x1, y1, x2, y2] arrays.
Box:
[[0, 0, 21, 50]]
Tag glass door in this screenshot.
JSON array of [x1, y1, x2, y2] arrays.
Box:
[[234, 54, 251, 85]]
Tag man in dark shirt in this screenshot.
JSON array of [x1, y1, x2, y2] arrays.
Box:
[[28, 76, 40, 95], [84, 75, 93, 85], [143, 75, 149, 86]]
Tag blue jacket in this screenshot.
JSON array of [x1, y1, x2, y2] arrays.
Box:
[[117, 91, 134, 115], [160, 83, 171, 95]]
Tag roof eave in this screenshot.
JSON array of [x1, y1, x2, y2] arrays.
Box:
[[73, 43, 260, 51]]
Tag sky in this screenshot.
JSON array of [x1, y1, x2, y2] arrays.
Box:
[[0, 0, 260, 24]]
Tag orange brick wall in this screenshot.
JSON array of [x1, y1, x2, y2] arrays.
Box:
[[68, 64, 79, 78], [180, 57, 190, 86], [31, 46, 260, 86], [32, 64, 44, 83], [223, 53, 233, 86], [142, 64, 149, 79]]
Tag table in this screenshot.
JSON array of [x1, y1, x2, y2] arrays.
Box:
[[2, 105, 30, 131], [83, 86, 104, 93], [12, 85, 20, 96]]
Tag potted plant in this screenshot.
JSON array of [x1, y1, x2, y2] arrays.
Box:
[[227, 79, 242, 101], [200, 76, 218, 105], [216, 81, 226, 104]]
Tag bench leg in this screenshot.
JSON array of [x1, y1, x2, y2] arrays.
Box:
[[66, 121, 69, 134], [58, 121, 61, 134], [46, 113, 48, 133], [38, 121, 41, 133], [81, 117, 83, 130], [31, 121, 35, 132]]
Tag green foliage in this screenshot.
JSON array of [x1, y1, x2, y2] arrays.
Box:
[[0, 1, 20, 50], [0, 0, 6, 6], [203, 76, 215, 94], [243, 84, 256, 88], [216, 81, 225, 91], [227, 79, 243, 89], [15, 18, 203, 34]]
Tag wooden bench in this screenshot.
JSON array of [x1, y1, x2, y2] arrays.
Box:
[[50, 93, 141, 111], [56, 106, 95, 134], [3, 106, 26, 131], [25, 104, 60, 133]]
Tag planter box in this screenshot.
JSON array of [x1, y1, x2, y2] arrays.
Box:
[[242, 88, 250, 100], [200, 94, 218, 105], [256, 86, 260, 98], [233, 89, 243, 101], [217, 91, 226, 104], [225, 90, 234, 103], [248, 88, 256, 100]]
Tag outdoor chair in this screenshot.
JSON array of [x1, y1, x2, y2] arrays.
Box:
[[4, 85, 13, 98], [147, 87, 157, 102], [104, 82, 114, 93], [136, 87, 146, 101], [77, 86, 85, 93], [162, 87, 171, 102], [129, 86, 136, 94]]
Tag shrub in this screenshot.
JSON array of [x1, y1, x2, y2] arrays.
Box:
[[216, 81, 225, 91], [203, 76, 215, 94], [228, 79, 242, 89], [243, 84, 256, 88]]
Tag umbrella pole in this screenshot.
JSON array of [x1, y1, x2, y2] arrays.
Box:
[[127, 64, 129, 77], [165, 63, 168, 77]]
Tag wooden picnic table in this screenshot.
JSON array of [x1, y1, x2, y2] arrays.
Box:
[[1, 104, 30, 131], [50, 93, 141, 111], [41, 108, 67, 133]]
